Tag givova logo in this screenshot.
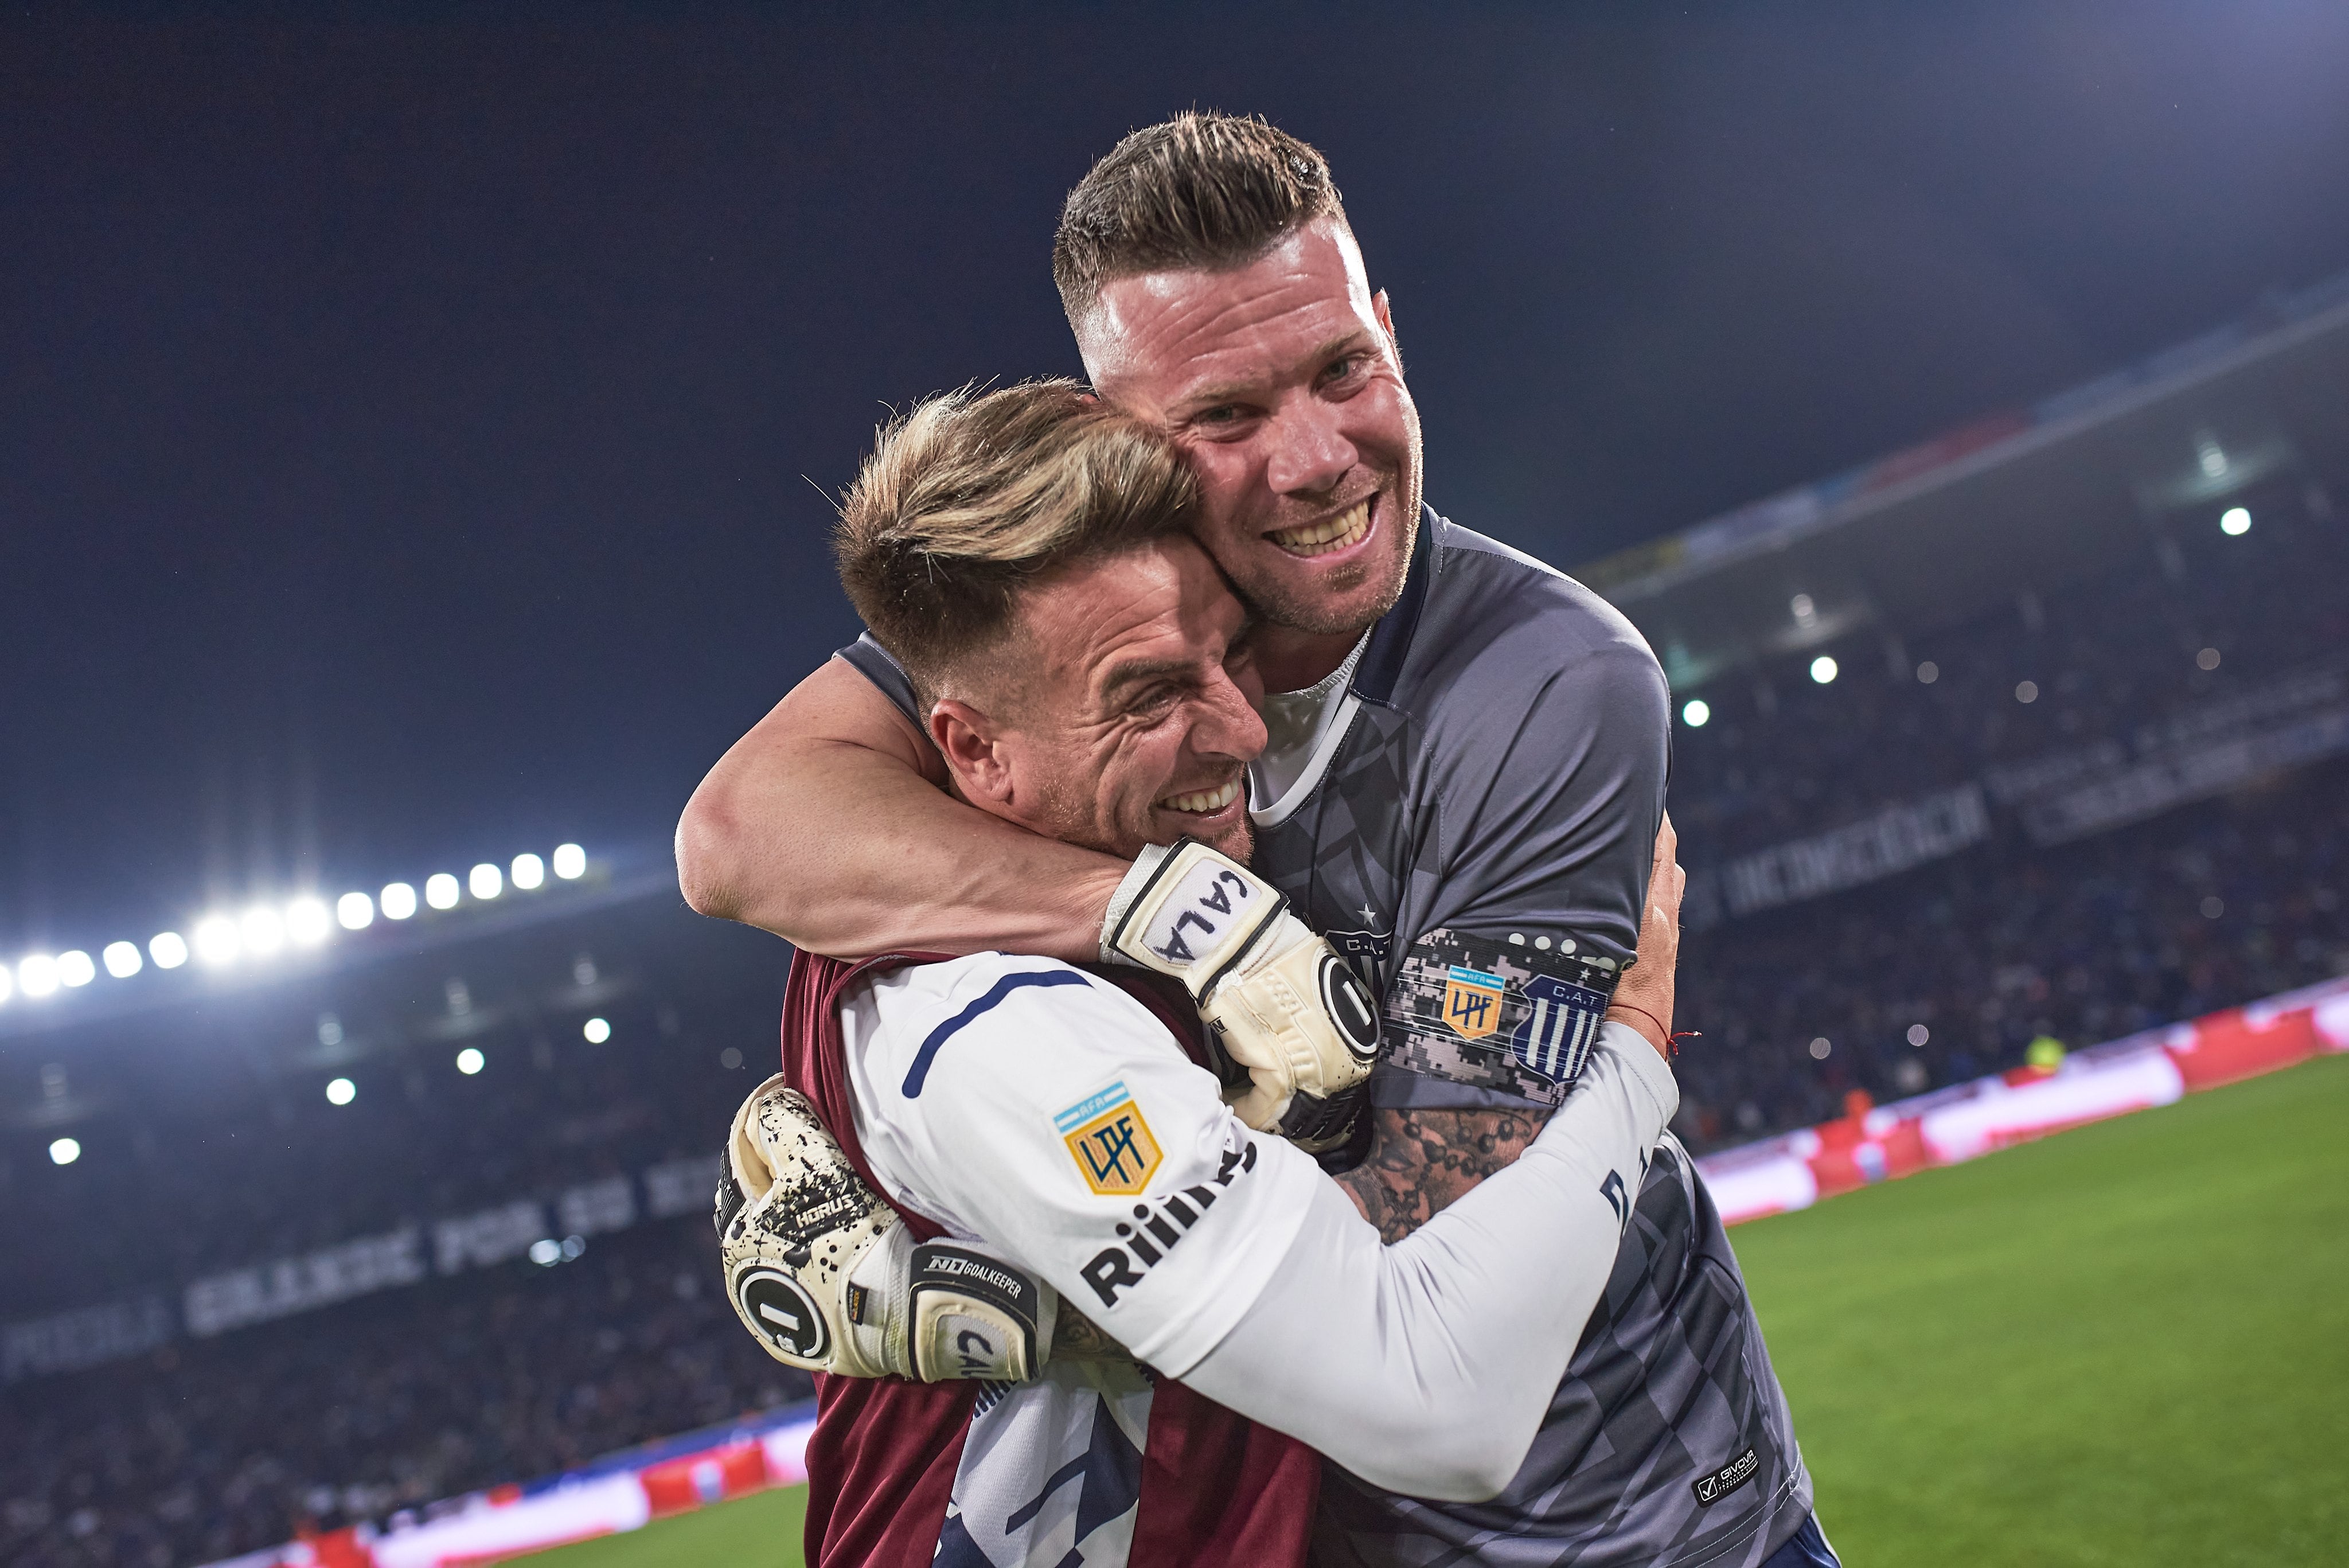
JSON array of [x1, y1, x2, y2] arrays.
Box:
[[1690, 1445, 1759, 1507]]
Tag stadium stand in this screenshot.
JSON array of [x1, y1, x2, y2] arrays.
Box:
[[3, 274, 2344, 1565]]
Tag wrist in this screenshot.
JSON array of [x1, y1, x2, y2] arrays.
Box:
[[1606, 1001, 1673, 1059]]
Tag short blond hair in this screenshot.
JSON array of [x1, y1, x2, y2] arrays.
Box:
[[834, 380, 1198, 705]]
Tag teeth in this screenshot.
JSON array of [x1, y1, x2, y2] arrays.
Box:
[[1269, 498, 1371, 557], [1160, 777, 1242, 814]]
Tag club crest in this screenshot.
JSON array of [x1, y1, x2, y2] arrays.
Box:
[[1442, 965, 1506, 1040], [1053, 1082, 1162, 1196], [1509, 973, 1609, 1082]]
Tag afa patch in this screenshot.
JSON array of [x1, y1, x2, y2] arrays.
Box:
[[1053, 1081, 1162, 1196], [1442, 965, 1506, 1040]]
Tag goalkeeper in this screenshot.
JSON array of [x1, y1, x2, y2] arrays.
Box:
[[714, 381, 1683, 1567]]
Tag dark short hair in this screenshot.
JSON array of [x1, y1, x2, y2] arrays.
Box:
[[834, 380, 1197, 708], [1053, 111, 1347, 323]]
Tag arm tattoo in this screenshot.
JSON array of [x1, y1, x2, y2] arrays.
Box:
[[1049, 1303, 1133, 1365], [1334, 1106, 1547, 1245]]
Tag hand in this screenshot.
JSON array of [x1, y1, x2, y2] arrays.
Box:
[[1605, 813, 1684, 1060], [1102, 838, 1381, 1152], [717, 1076, 1056, 1382]]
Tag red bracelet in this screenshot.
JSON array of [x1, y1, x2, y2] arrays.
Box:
[[1608, 1003, 1697, 1057]]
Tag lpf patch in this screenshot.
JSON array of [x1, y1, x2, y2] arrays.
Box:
[[1054, 1081, 1162, 1196], [1442, 965, 1506, 1040]]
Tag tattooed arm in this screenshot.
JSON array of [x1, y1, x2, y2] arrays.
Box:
[[1335, 1108, 1543, 1244], [1337, 818, 1683, 1243]]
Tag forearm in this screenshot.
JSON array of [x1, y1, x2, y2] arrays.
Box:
[[1180, 1029, 1677, 1501], [677, 658, 1125, 959], [1335, 1105, 1544, 1244]]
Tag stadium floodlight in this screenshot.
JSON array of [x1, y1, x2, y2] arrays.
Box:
[[1808, 1036, 1832, 1059], [425, 873, 460, 910], [50, 1137, 81, 1166], [102, 941, 143, 978], [2220, 506, 2251, 536], [326, 1076, 356, 1105], [583, 1016, 611, 1043], [1916, 661, 1939, 685], [337, 892, 375, 930], [469, 863, 502, 900], [18, 954, 60, 998], [1681, 699, 1711, 729], [528, 1238, 563, 1267], [193, 916, 241, 966], [381, 882, 418, 920], [2015, 680, 2039, 704], [241, 905, 287, 958], [2197, 647, 2222, 670], [150, 931, 189, 970], [552, 843, 587, 880], [1789, 593, 1816, 626], [0, 964, 12, 1004], [510, 853, 545, 891], [57, 950, 97, 988], [1809, 656, 1838, 685], [456, 1047, 485, 1075], [1907, 1024, 1930, 1047], [286, 898, 332, 947]]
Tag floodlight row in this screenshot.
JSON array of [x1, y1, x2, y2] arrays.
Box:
[[0, 844, 588, 1009]]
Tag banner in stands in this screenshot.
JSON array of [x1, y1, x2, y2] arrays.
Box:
[[1, 1153, 721, 1383], [1717, 783, 1989, 918], [1685, 661, 2347, 925]]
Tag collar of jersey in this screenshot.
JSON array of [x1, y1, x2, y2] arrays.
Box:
[[1246, 505, 1441, 829]]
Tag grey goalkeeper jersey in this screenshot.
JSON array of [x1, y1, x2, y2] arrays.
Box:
[[840, 506, 1811, 1568]]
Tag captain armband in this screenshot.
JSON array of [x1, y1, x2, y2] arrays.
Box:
[[1381, 927, 1625, 1104]]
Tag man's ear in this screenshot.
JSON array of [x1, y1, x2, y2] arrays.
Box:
[[929, 699, 1014, 806], [1372, 289, 1403, 369]]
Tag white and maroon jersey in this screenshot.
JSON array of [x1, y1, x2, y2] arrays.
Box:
[[779, 950, 1321, 1568]]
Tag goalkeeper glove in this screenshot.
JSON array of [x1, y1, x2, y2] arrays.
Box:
[[716, 1075, 1054, 1382], [1102, 837, 1380, 1153]]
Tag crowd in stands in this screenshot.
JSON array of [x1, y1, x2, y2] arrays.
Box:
[[2, 1221, 812, 1568], [4, 481, 2342, 1566]]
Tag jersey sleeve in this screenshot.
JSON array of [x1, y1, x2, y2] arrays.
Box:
[[846, 958, 1325, 1374], [837, 633, 921, 727], [1381, 577, 1673, 1111]]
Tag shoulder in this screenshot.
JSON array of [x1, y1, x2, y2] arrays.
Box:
[[848, 954, 1177, 1106], [1387, 516, 1668, 748], [1431, 519, 1659, 672]]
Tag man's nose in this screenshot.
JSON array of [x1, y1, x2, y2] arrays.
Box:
[[1263, 396, 1357, 497], [1193, 666, 1270, 762]]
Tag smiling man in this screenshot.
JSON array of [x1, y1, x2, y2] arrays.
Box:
[[727, 380, 1684, 1568], [681, 115, 1830, 1567]]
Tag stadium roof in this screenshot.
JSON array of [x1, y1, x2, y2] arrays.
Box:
[[1581, 269, 2349, 692]]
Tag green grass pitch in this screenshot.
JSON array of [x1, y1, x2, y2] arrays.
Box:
[[524, 1055, 2346, 1566]]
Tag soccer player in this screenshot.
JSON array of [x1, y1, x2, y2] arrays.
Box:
[[682, 116, 1831, 1567], [724, 380, 1684, 1567]]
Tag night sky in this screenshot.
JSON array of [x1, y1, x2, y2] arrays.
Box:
[[9, 2, 2349, 949]]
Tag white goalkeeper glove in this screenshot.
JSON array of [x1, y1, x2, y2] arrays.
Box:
[[716, 1075, 1055, 1382], [1101, 837, 1381, 1153]]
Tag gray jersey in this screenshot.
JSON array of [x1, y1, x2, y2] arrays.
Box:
[[840, 506, 1810, 1567]]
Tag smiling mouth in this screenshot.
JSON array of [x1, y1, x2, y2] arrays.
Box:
[[1159, 777, 1243, 815], [1267, 496, 1372, 558]]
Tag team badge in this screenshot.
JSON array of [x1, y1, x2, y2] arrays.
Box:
[[1442, 965, 1506, 1040], [1054, 1082, 1162, 1196], [1510, 973, 1609, 1083]]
